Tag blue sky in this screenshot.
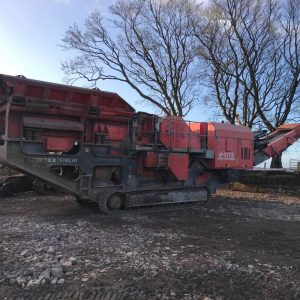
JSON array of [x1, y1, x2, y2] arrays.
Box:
[[0, 0, 108, 87], [0, 0, 299, 167]]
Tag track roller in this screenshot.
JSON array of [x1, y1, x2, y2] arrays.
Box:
[[98, 191, 123, 214]]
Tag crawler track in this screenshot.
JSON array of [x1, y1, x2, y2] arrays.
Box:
[[97, 187, 210, 215]]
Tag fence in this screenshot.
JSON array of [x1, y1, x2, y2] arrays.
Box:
[[289, 159, 300, 171]]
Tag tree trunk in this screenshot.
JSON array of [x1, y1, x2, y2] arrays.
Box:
[[270, 153, 283, 168]]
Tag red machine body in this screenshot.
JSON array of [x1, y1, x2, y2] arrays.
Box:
[[0, 74, 134, 152], [206, 123, 253, 169], [0, 74, 298, 212]]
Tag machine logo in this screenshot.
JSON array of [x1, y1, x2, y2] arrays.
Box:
[[29, 157, 79, 164], [217, 152, 235, 161]]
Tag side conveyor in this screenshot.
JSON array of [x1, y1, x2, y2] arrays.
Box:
[[254, 124, 300, 165]]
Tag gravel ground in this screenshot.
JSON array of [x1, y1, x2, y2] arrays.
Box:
[[0, 190, 299, 300]]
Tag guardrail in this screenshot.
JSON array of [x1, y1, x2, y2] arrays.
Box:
[[289, 159, 300, 171]]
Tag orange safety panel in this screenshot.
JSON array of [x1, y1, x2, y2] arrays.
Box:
[[159, 116, 200, 150], [168, 153, 189, 180]]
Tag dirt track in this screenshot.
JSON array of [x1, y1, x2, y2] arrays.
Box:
[[0, 190, 299, 300]]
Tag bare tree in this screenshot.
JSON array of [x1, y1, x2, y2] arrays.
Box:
[[280, 0, 300, 124], [62, 0, 200, 117], [195, 0, 300, 167], [195, 4, 260, 127]]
